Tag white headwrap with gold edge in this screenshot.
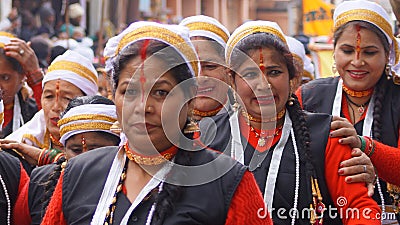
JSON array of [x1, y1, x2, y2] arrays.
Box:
[[225, 20, 287, 66], [179, 15, 230, 48], [43, 50, 98, 95], [58, 104, 118, 146]]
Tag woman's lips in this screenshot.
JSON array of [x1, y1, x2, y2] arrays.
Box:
[[50, 117, 59, 127], [347, 70, 368, 79], [196, 86, 215, 97], [254, 95, 274, 105]]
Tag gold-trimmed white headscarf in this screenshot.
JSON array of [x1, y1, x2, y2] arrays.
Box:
[[225, 20, 287, 66], [179, 15, 230, 48], [0, 31, 14, 48], [58, 104, 118, 146], [44, 50, 98, 95], [333, 0, 399, 66], [286, 36, 314, 80], [104, 21, 199, 79]]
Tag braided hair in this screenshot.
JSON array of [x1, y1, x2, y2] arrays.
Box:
[[333, 20, 391, 142], [40, 95, 119, 215], [230, 31, 318, 203], [111, 39, 197, 224]]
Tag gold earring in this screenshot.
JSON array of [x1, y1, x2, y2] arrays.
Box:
[[183, 118, 200, 134], [331, 62, 337, 74], [288, 93, 295, 106], [386, 64, 392, 80]]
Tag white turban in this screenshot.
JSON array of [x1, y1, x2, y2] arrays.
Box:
[[179, 15, 230, 48], [58, 104, 118, 146], [43, 50, 98, 95], [226, 20, 286, 66], [286, 36, 314, 80]]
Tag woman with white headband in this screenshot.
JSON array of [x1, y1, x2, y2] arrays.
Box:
[[0, 50, 98, 168], [41, 21, 271, 225], [0, 95, 31, 225], [0, 32, 42, 139], [200, 20, 380, 224], [26, 95, 120, 225], [180, 15, 234, 122], [297, 0, 400, 222]]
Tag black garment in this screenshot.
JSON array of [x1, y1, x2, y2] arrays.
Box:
[[200, 112, 342, 225], [29, 163, 58, 225], [0, 151, 22, 224], [62, 146, 246, 224], [300, 76, 400, 213], [0, 91, 39, 139]]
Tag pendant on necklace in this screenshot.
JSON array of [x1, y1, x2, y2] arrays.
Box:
[[358, 106, 365, 116], [258, 137, 266, 147]]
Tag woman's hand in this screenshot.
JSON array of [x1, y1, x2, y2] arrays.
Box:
[[330, 116, 361, 148], [0, 139, 41, 165], [4, 38, 41, 75], [338, 148, 376, 197]]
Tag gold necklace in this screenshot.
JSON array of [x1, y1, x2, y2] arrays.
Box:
[[342, 85, 373, 97], [241, 108, 286, 123], [192, 105, 224, 117], [248, 123, 283, 147]]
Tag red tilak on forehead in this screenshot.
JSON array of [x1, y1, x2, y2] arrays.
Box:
[[259, 47, 265, 73], [140, 40, 150, 103], [356, 24, 361, 60], [81, 134, 87, 152], [55, 79, 60, 103]]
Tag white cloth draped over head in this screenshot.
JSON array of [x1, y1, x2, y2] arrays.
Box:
[[6, 50, 99, 147], [286, 36, 314, 80], [58, 104, 118, 146], [225, 20, 287, 66], [179, 15, 230, 48], [43, 50, 98, 95], [103, 21, 200, 80], [0, 31, 14, 48], [333, 0, 399, 68]]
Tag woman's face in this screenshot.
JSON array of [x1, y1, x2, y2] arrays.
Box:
[[0, 56, 24, 105], [41, 80, 84, 138], [114, 56, 191, 153], [334, 25, 387, 91], [191, 37, 231, 112], [64, 131, 118, 160], [234, 47, 290, 119]]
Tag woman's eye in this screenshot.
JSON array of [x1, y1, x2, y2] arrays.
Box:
[[268, 70, 282, 77], [0, 75, 10, 81], [364, 51, 378, 56], [341, 49, 353, 54], [242, 71, 258, 79], [126, 88, 138, 96], [154, 90, 169, 97], [202, 63, 219, 70]]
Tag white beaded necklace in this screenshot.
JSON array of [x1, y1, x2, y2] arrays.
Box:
[[290, 128, 300, 225], [0, 174, 10, 225]]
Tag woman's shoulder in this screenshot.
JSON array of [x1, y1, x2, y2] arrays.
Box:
[[30, 163, 58, 183]]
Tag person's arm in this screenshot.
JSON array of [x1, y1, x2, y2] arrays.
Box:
[[225, 171, 272, 225], [13, 163, 31, 225], [41, 171, 66, 225], [370, 139, 400, 186], [325, 137, 381, 224]]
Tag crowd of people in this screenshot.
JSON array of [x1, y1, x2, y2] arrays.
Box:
[[0, 0, 400, 224]]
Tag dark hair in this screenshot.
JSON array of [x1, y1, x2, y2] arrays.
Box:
[[334, 21, 390, 143], [230, 32, 296, 80], [110, 39, 196, 98], [0, 48, 24, 74], [230, 31, 318, 205], [41, 95, 119, 216]]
